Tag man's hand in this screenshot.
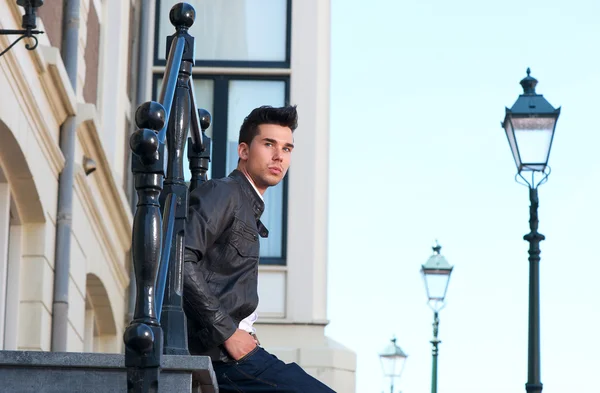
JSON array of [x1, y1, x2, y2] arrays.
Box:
[[223, 329, 258, 361]]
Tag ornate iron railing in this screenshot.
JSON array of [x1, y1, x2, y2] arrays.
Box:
[[123, 3, 212, 392]]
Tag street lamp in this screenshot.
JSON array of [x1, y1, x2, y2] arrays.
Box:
[[501, 68, 560, 393], [421, 243, 453, 393], [379, 337, 408, 393]]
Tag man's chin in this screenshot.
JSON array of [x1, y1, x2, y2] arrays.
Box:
[[263, 174, 284, 187], [267, 179, 283, 187]]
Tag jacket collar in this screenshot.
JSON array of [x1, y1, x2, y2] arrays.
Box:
[[228, 169, 265, 221]]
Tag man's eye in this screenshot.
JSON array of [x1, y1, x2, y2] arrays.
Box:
[[283, 147, 291, 152], [265, 142, 273, 147]]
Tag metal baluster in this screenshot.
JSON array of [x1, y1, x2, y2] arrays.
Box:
[[188, 108, 212, 193], [155, 193, 177, 320], [159, 2, 196, 355], [123, 101, 166, 393]]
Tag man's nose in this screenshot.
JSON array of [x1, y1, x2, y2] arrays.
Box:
[[273, 149, 283, 161]]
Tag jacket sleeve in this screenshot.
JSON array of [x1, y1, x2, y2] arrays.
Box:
[[183, 180, 238, 347]]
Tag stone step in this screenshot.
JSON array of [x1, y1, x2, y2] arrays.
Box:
[[0, 350, 218, 393]]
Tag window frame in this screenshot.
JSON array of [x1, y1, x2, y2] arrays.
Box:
[[151, 74, 290, 266], [153, 0, 292, 68]]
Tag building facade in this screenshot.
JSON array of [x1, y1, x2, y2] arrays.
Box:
[[0, 0, 133, 355], [0, 0, 355, 391]]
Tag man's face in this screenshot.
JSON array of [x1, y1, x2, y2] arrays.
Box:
[[238, 124, 294, 194]]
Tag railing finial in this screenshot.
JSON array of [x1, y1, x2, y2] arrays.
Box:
[[198, 108, 211, 133], [169, 3, 195, 30]]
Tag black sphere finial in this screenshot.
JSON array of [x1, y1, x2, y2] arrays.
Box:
[[169, 3, 195, 29], [198, 108, 212, 131], [135, 101, 166, 131], [123, 323, 155, 354], [130, 129, 160, 165], [527, 67, 531, 76]]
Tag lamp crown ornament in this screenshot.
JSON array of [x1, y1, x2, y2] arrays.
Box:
[[432, 240, 441, 255], [379, 336, 408, 359], [423, 242, 452, 271], [520, 67, 538, 95]]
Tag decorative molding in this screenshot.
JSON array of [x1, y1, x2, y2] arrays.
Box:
[[0, 8, 74, 179], [74, 169, 129, 290], [75, 103, 133, 289], [0, 44, 66, 179], [39, 45, 77, 119], [76, 103, 133, 249]]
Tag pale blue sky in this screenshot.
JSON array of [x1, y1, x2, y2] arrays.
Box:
[[325, 1, 600, 393]]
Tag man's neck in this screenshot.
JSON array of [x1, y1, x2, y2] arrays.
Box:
[[238, 168, 264, 201]]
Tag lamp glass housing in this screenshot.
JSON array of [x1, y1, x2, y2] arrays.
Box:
[[504, 114, 557, 172], [379, 340, 408, 378]]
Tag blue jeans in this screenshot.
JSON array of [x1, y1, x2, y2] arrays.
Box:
[[211, 347, 336, 392]]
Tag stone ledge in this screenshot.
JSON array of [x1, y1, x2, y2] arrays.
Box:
[[0, 350, 218, 393]]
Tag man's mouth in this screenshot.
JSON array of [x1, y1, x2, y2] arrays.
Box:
[[268, 166, 282, 175]]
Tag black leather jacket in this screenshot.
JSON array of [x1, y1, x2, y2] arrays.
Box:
[[183, 170, 268, 362]]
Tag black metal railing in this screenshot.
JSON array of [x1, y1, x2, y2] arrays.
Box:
[[123, 3, 212, 392]]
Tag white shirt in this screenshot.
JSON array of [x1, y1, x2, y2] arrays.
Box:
[[238, 172, 263, 334]]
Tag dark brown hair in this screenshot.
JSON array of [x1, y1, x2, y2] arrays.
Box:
[[238, 105, 298, 145]]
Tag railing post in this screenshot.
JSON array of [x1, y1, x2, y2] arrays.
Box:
[[123, 101, 167, 393], [188, 109, 212, 193], [159, 2, 196, 355]]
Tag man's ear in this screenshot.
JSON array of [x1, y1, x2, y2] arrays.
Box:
[[238, 142, 249, 161]]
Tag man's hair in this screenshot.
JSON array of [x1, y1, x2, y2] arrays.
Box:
[[238, 105, 298, 145]]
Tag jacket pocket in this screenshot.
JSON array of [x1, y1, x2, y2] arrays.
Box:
[[231, 217, 259, 242], [230, 218, 259, 257]]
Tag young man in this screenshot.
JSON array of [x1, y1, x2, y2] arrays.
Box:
[[184, 105, 336, 392]]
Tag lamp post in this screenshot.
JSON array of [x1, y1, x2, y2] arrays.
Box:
[[501, 68, 560, 393], [379, 337, 408, 393], [421, 243, 453, 393], [0, 1, 45, 57]]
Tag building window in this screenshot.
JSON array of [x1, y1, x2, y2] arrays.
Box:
[[152, 75, 289, 264], [154, 0, 291, 67]]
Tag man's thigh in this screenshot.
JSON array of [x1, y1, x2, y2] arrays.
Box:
[[212, 347, 336, 393]]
